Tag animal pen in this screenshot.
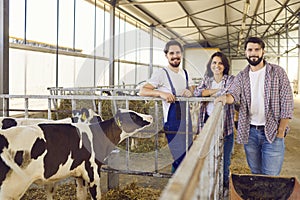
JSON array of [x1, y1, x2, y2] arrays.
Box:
[[0, 87, 225, 199], [3, 88, 300, 200], [2, 89, 299, 199]]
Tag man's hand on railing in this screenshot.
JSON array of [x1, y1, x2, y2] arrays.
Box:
[[159, 91, 176, 103]]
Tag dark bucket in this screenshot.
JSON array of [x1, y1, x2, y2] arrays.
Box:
[[230, 173, 300, 200]]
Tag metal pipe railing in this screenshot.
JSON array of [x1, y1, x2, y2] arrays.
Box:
[[0, 93, 220, 196]]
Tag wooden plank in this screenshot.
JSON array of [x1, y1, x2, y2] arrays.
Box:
[[159, 102, 223, 200]]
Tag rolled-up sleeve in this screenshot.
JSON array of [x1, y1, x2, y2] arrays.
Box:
[[194, 76, 209, 97]]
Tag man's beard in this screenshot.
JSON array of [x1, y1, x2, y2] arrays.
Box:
[[169, 58, 181, 68], [246, 55, 263, 66]]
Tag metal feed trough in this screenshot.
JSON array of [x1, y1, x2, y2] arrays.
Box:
[[230, 173, 300, 200]]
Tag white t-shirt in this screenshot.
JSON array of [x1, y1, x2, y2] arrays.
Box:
[[249, 66, 266, 125], [206, 80, 222, 116], [147, 67, 194, 122]]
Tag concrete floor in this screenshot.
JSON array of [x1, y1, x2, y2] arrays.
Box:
[[281, 95, 300, 181]]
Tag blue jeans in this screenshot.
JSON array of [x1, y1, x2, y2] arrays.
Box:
[[223, 133, 234, 188], [244, 127, 285, 175]]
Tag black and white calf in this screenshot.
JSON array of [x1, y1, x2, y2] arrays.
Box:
[[0, 108, 103, 199], [0, 109, 152, 199]]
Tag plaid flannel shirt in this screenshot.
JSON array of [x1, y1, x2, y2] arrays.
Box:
[[229, 61, 294, 144], [194, 74, 235, 136]]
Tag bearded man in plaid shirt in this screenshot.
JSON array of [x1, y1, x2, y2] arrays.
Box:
[[215, 37, 294, 175]]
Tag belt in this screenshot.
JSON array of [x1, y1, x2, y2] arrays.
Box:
[[250, 124, 265, 131]]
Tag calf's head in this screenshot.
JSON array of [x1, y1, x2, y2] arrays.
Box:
[[89, 109, 153, 163], [115, 109, 153, 142]]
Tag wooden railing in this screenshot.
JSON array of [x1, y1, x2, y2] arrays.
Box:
[[159, 102, 224, 200]]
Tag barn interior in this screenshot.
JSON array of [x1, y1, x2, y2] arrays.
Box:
[[0, 0, 300, 199]]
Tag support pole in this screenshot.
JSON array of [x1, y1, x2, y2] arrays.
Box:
[[149, 25, 154, 78], [277, 34, 280, 65], [109, 6, 115, 86], [0, 0, 9, 116], [107, 3, 119, 190]]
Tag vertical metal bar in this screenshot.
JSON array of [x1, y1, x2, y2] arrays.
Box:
[[149, 25, 154, 78], [55, 0, 59, 88], [125, 99, 129, 170], [73, 0, 76, 51], [109, 6, 115, 86], [2, 97, 4, 116], [135, 23, 138, 85], [185, 99, 189, 154], [117, 12, 120, 85], [4, 97, 8, 117], [224, 0, 230, 56], [92, 97, 97, 111], [103, 5, 106, 57], [124, 16, 126, 60], [98, 100, 102, 116], [24, 0, 27, 43], [263, 0, 265, 23], [154, 100, 159, 172], [126, 138, 130, 170], [112, 98, 117, 114], [94, 0, 97, 87], [48, 98, 52, 119], [2, 97, 8, 117], [24, 98, 29, 118], [108, 93, 120, 190], [125, 99, 129, 109], [277, 34, 280, 65], [24, 1, 28, 93], [0, 0, 9, 117], [71, 99, 76, 111]]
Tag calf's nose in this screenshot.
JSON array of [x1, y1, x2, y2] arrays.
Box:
[[148, 116, 153, 123]]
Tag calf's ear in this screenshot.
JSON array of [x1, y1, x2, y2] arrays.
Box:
[[81, 108, 90, 118], [72, 109, 80, 116]]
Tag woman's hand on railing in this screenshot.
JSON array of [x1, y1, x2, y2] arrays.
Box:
[[181, 89, 193, 97], [214, 95, 227, 105]]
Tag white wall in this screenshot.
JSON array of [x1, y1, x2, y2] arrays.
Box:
[[184, 48, 220, 81], [231, 59, 248, 76]]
